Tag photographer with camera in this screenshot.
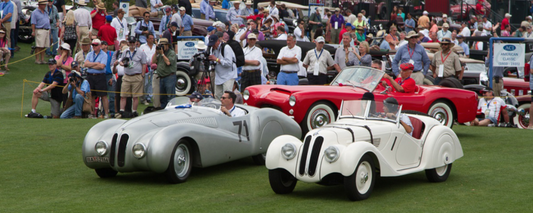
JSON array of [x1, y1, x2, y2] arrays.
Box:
[[134, 11, 156, 44], [60, 69, 90, 119], [207, 34, 237, 99], [116, 37, 148, 118], [152, 38, 176, 107]]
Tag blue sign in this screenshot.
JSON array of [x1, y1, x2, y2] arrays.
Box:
[[503, 45, 516, 51]]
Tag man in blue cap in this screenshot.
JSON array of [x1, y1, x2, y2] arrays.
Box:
[[188, 91, 203, 105], [162, 22, 179, 52], [207, 34, 237, 99], [205, 26, 216, 42], [98, 15, 118, 51]]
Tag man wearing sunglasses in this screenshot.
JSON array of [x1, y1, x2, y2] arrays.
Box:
[[84, 39, 110, 118], [430, 37, 462, 85], [134, 11, 156, 44], [220, 91, 245, 117]]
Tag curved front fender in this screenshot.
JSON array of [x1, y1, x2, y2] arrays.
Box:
[[265, 135, 302, 177]]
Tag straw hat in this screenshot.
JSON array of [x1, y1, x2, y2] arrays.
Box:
[[96, 3, 105, 9]]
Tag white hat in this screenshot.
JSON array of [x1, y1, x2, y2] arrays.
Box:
[[505, 13, 512, 17], [315, 36, 325, 43], [443, 23, 449, 28], [423, 11, 428, 15], [528, 16, 532, 20], [247, 33, 257, 39], [232, 0, 241, 4], [92, 39, 101, 45], [245, 0, 252, 5], [195, 41, 207, 50], [179, 6, 186, 11], [77, 0, 86, 6], [60, 43, 71, 51], [442, 14, 447, 18]]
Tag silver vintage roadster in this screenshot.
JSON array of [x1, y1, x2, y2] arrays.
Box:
[[83, 97, 301, 183]]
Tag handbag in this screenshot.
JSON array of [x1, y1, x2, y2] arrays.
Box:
[[83, 92, 93, 114]]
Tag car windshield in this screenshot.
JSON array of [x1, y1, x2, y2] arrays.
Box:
[[464, 63, 486, 72], [330, 66, 384, 92], [167, 97, 221, 110], [339, 100, 401, 123]]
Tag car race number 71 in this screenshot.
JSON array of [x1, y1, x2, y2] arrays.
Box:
[[233, 120, 250, 142]]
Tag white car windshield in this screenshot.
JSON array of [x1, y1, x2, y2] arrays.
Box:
[[339, 100, 401, 123], [330, 67, 385, 92], [167, 97, 221, 110]]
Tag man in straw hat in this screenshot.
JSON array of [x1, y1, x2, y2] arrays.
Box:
[[74, 0, 91, 51], [392, 31, 430, 85], [241, 0, 254, 17], [241, 33, 263, 90], [430, 37, 462, 85], [31, 0, 51, 64], [91, 2, 107, 37], [74, 36, 91, 69], [226, 1, 244, 26], [152, 38, 176, 108]]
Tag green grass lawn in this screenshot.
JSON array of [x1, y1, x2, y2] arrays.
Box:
[[1, 43, 533, 212]]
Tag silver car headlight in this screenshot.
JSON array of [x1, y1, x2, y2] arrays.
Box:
[[281, 143, 297, 160], [95, 141, 108, 156], [324, 146, 340, 163], [132, 143, 146, 159], [243, 89, 250, 100], [289, 95, 296, 107]]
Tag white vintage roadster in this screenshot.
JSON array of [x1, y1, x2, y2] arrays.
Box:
[[265, 100, 464, 201]]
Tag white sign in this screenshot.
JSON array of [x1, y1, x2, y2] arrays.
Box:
[[120, 3, 130, 17], [177, 40, 200, 60], [493, 43, 525, 67]]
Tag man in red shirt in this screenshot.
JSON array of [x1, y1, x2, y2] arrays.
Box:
[[98, 15, 118, 51], [501, 13, 511, 30], [382, 63, 416, 93], [475, 0, 485, 15], [91, 2, 107, 37]]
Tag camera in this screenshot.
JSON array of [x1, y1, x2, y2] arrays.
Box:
[[156, 44, 164, 51], [190, 50, 211, 74], [122, 57, 131, 68]]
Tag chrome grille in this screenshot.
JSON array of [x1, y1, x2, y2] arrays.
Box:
[[117, 134, 129, 167], [298, 136, 324, 177]]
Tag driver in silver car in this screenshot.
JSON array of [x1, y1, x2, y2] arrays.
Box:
[[220, 91, 245, 117]]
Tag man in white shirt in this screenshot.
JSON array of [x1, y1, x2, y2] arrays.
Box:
[[460, 22, 471, 37], [293, 19, 307, 42], [276, 34, 301, 85], [275, 25, 287, 40], [170, 5, 182, 32], [220, 91, 245, 117], [241, 33, 262, 90], [268, 0, 278, 17], [437, 23, 452, 41], [74, 0, 92, 50], [139, 34, 157, 104], [111, 9, 129, 43], [471, 88, 509, 126]]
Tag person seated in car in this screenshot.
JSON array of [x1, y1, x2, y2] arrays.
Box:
[[188, 91, 203, 105], [381, 63, 416, 93], [220, 91, 245, 117], [382, 97, 413, 135], [471, 88, 510, 126]]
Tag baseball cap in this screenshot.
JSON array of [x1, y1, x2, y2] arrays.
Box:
[[207, 26, 216, 32], [165, 7, 171, 12], [423, 11, 428, 15], [400, 63, 414, 71], [171, 22, 178, 27], [442, 14, 447, 18], [208, 34, 219, 46], [158, 38, 169, 45], [247, 33, 257, 39], [106, 15, 112, 22], [101, 40, 108, 46], [188, 91, 203, 100], [315, 36, 325, 43], [70, 70, 81, 78], [443, 23, 449, 28], [179, 6, 186, 11], [128, 36, 136, 43], [92, 39, 101, 45], [48, 58, 57, 65], [71, 61, 79, 68]]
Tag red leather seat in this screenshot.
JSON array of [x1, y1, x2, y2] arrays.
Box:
[[408, 116, 424, 140]]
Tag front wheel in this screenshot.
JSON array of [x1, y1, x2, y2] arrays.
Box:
[[344, 154, 376, 201], [95, 168, 118, 178], [302, 102, 336, 133], [268, 169, 297, 194], [428, 101, 455, 128], [175, 70, 194, 96], [425, 163, 453, 182], [513, 103, 531, 129], [165, 139, 193, 184]]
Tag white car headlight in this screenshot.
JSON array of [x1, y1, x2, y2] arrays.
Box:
[[243, 89, 250, 100], [281, 143, 297, 160], [132, 143, 146, 159], [324, 146, 339, 163], [95, 141, 108, 156], [289, 95, 296, 107]]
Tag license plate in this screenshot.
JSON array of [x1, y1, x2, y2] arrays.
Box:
[[86, 156, 110, 163]]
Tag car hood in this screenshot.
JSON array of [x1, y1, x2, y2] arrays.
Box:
[[259, 85, 364, 94], [118, 107, 221, 131]]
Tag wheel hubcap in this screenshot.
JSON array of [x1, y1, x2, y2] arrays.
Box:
[[435, 164, 448, 176], [432, 108, 448, 125], [176, 78, 187, 91], [174, 144, 189, 177], [356, 161, 372, 193], [311, 109, 330, 128]]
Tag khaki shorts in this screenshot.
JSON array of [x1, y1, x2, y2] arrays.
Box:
[[91, 28, 99, 37], [79, 26, 90, 39], [40, 91, 61, 116], [35, 29, 50, 48], [121, 74, 144, 97]]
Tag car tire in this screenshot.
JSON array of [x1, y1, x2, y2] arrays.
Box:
[[424, 75, 435, 85], [438, 78, 463, 89], [302, 102, 336, 133], [165, 139, 192, 184], [425, 163, 453, 182], [268, 169, 297, 194], [514, 103, 531, 129], [428, 101, 455, 128], [95, 168, 118, 178], [344, 154, 375, 201], [175, 70, 194, 96], [252, 153, 266, 165]]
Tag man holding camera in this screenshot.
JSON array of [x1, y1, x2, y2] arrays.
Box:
[[207, 34, 237, 99], [135, 11, 156, 44], [60, 69, 90, 119], [152, 38, 177, 107], [84, 38, 110, 118], [116, 37, 147, 118]]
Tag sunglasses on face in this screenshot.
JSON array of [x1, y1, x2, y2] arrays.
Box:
[[91, 44, 99, 46], [221, 97, 230, 100]]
